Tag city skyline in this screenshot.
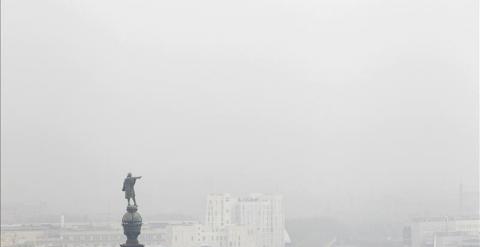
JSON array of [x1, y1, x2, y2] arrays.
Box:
[[1, 0, 479, 246]]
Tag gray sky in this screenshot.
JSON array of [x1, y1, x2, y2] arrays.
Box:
[[1, 0, 478, 222]]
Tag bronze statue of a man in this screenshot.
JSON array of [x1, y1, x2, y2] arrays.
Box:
[[122, 173, 142, 206]]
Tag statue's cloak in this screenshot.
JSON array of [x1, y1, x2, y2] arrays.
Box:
[[122, 177, 136, 199]]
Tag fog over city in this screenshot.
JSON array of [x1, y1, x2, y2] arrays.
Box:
[[1, 0, 478, 238]]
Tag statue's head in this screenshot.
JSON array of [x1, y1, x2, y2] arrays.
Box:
[[127, 172, 132, 177]]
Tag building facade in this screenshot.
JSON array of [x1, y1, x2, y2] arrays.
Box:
[[168, 193, 285, 247], [405, 216, 480, 247], [235, 194, 285, 247], [206, 194, 236, 231]]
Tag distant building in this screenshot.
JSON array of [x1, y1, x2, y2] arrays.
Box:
[[168, 193, 286, 247], [0, 221, 176, 247], [166, 224, 259, 247], [433, 231, 479, 247], [167, 224, 210, 247], [224, 225, 258, 247], [206, 194, 236, 231], [235, 194, 285, 247], [405, 216, 480, 247]]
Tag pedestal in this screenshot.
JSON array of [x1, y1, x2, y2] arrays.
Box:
[[121, 205, 143, 247]]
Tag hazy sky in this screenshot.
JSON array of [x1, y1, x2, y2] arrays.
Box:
[[1, 0, 478, 222]]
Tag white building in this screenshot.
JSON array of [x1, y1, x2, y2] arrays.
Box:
[[433, 231, 479, 247], [407, 216, 480, 247], [167, 224, 218, 247], [1, 222, 168, 247], [224, 225, 258, 247], [235, 194, 285, 247], [206, 194, 236, 231], [168, 193, 285, 247]]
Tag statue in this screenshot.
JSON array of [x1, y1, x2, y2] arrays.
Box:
[[121, 173, 144, 247], [122, 173, 142, 206]]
